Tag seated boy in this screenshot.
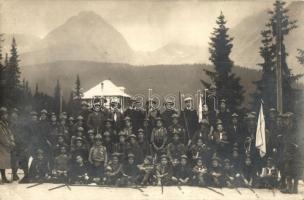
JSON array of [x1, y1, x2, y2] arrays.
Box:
[[155, 154, 172, 186], [69, 154, 89, 184], [171, 155, 192, 185], [192, 157, 209, 187], [121, 153, 140, 186], [105, 153, 122, 186], [259, 157, 278, 189], [52, 146, 70, 183], [209, 154, 224, 187], [137, 155, 155, 186], [28, 149, 51, 183]]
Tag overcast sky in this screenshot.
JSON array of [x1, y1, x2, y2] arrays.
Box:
[[1, 0, 284, 51]]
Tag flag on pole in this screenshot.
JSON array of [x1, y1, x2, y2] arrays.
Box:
[[255, 102, 266, 157], [198, 93, 203, 123]]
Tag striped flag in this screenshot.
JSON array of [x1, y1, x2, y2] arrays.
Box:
[[255, 103, 266, 157]]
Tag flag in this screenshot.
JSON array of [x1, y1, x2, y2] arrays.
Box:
[[255, 103, 266, 157], [198, 93, 203, 123]]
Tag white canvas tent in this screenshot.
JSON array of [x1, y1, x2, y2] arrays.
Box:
[[82, 80, 131, 110]]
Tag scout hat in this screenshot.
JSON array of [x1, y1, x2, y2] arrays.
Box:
[[0, 107, 8, 116], [77, 115, 84, 120], [75, 137, 84, 142], [171, 113, 179, 119], [128, 153, 135, 158], [128, 134, 137, 139], [103, 131, 111, 137], [231, 113, 239, 118], [94, 134, 102, 140], [30, 111, 38, 116], [211, 154, 220, 161], [118, 131, 126, 137], [124, 116, 131, 121], [216, 119, 223, 125], [181, 155, 188, 160], [184, 97, 192, 102], [155, 117, 162, 121], [77, 127, 84, 132]]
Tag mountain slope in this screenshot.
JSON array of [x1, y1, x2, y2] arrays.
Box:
[[134, 43, 209, 65], [230, 1, 304, 75], [21, 61, 260, 107], [21, 11, 134, 65], [2, 33, 41, 54]]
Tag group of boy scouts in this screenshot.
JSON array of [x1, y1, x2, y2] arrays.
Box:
[[0, 96, 302, 194]]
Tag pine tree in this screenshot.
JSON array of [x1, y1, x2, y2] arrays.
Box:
[[5, 38, 21, 107], [72, 74, 83, 115], [202, 12, 244, 112], [251, 28, 276, 111], [297, 49, 304, 66], [7, 38, 21, 90], [0, 34, 5, 106], [73, 74, 83, 100], [67, 91, 74, 114], [54, 80, 61, 113], [35, 83, 39, 96], [252, 0, 300, 112]]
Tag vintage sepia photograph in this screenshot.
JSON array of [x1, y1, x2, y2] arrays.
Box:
[[0, 0, 303, 199]]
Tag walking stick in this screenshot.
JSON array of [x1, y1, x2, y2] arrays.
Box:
[[205, 186, 224, 196], [241, 177, 259, 198], [160, 176, 164, 194], [48, 184, 68, 191], [26, 182, 43, 189], [177, 185, 184, 194]]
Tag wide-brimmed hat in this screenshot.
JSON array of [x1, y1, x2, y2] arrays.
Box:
[[0, 107, 8, 116]]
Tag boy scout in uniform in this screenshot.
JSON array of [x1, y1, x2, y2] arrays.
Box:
[[114, 131, 128, 161], [172, 155, 192, 185], [103, 131, 114, 156], [241, 155, 258, 187], [192, 157, 209, 186], [167, 113, 186, 143], [69, 154, 89, 184], [209, 154, 224, 187], [126, 134, 144, 164], [151, 117, 168, 160], [121, 153, 140, 186], [105, 153, 122, 186], [71, 137, 88, 162], [119, 116, 134, 138], [137, 128, 150, 157], [137, 155, 155, 186], [155, 154, 172, 186], [189, 138, 213, 166], [28, 149, 51, 183], [88, 134, 107, 184], [167, 133, 186, 164], [52, 146, 69, 183], [259, 157, 278, 189]]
